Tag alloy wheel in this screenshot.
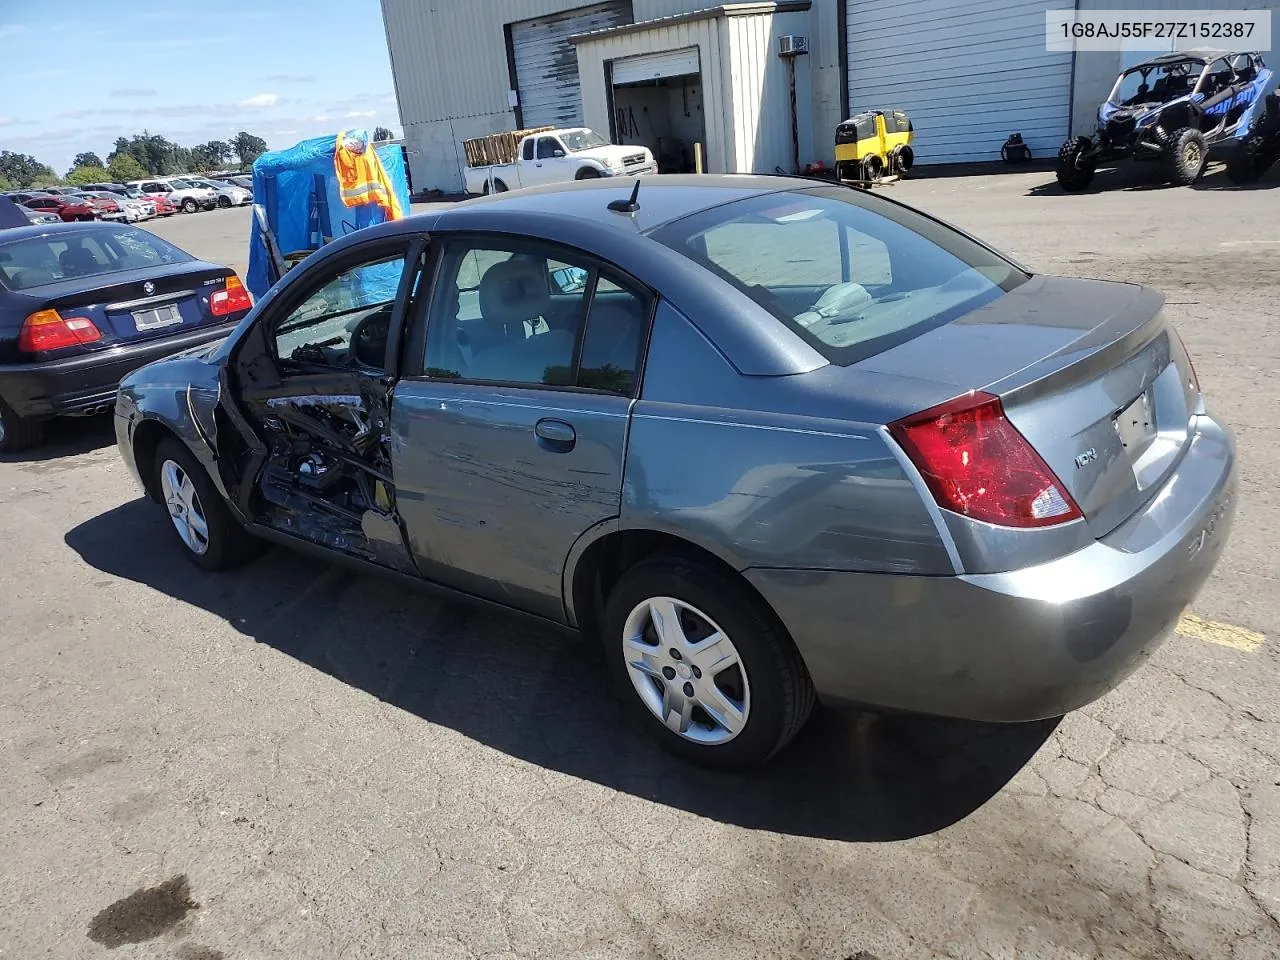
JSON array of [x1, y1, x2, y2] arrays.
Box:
[[621, 596, 750, 745], [160, 459, 210, 555]]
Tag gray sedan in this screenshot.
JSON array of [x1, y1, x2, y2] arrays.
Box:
[[113, 176, 1236, 767]]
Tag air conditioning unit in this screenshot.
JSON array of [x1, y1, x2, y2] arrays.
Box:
[[778, 35, 809, 57]]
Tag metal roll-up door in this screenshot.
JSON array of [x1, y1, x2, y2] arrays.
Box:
[[846, 0, 1074, 164], [512, 1, 631, 128], [612, 46, 701, 85]]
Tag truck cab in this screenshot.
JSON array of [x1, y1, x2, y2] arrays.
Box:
[[463, 127, 656, 195]]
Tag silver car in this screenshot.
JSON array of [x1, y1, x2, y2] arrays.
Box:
[[113, 176, 1236, 767], [187, 177, 252, 208]]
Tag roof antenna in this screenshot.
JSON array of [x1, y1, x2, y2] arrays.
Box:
[[608, 179, 641, 214]]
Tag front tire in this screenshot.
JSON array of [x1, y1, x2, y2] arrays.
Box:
[[153, 438, 260, 571], [0, 397, 45, 453], [217, 195, 232, 208], [1056, 137, 1096, 191], [601, 556, 815, 768], [1165, 127, 1208, 185], [181, 198, 198, 214], [575, 167, 602, 180]]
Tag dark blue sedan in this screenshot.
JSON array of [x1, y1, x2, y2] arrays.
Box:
[[0, 221, 252, 451]]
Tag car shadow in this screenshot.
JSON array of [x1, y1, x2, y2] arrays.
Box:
[[0, 414, 116, 463], [65, 499, 1059, 843], [1023, 160, 1275, 195]]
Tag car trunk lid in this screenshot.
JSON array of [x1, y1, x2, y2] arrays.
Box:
[[16, 263, 236, 354], [862, 275, 1199, 537]]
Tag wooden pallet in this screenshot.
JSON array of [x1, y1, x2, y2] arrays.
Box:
[[462, 126, 556, 168]]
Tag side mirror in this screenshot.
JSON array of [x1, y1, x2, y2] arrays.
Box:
[[553, 149, 566, 158]]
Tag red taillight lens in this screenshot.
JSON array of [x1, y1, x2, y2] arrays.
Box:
[[210, 275, 252, 316], [889, 391, 1083, 529], [18, 309, 103, 352]]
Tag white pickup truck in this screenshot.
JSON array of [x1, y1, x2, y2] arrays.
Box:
[[463, 127, 656, 195]]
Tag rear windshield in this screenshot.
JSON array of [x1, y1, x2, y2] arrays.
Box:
[[652, 186, 1028, 365], [0, 227, 193, 291]]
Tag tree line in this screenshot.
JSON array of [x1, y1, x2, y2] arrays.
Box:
[[1, 126, 397, 190]]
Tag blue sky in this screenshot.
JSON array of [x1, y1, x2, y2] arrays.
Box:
[[0, 0, 401, 175]]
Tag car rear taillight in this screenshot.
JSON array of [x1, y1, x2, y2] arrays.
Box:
[[889, 391, 1083, 529], [210, 275, 252, 316], [18, 309, 103, 352]]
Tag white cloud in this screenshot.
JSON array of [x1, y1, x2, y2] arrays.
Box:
[[274, 129, 298, 136], [344, 110, 376, 118], [0, 116, 13, 126], [240, 93, 280, 109]]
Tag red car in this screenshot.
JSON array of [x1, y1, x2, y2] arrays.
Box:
[[22, 195, 97, 222], [145, 193, 178, 217], [70, 192, 124, 220]]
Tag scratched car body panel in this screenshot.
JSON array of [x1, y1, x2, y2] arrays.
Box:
[[113, 176, 1237, 766]]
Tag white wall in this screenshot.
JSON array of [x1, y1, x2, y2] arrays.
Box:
[[1071, 0, 1280, 135], [725, 9, 815, 173]]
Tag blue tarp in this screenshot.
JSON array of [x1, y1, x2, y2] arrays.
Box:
[[246, 131, 410, 301]]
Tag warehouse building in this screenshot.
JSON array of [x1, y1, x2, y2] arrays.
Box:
[[378, 0, 1280, 194]]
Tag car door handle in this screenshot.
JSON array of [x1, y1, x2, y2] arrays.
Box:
[[534, 418, 576, 451]]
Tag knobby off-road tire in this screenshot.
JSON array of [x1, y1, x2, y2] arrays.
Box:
[[1056, 137, 1096, 191]]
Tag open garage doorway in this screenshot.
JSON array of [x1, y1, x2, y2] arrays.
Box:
[[609, 47, 705, 174]]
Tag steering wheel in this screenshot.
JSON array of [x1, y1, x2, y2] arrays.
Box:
[[350, 305, 392, 370]]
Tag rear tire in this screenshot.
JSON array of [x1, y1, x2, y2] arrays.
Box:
[[861, 154, 884, 182], [1164, 127, 1208, 185], [601, 556, 815, 768], [153, 438, 260, 571], [892, 144, 914, 177], [0, 398, 45, 454], [492, 179, 509, 193], [1056, 137, 1096, 191], [217, 196, 232, 208], [181, 198, 198, 213]]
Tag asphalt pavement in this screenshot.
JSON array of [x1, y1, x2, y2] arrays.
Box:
[[1, 162, 1277, 960]]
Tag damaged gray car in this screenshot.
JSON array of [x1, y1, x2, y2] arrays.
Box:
[[115, 176, 1236, 768]]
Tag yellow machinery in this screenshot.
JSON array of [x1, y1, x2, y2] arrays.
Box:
[[834, 110, 914, 184]]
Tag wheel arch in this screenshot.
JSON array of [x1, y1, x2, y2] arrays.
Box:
[[565, 524, 779, 639], [131, 417, 184, 502]]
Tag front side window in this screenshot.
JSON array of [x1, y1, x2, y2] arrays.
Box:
[[653, 187, 1027, 366], [273, 251, 407, 370], [536, 137, 561, 159], [422, 241, 648, 395]]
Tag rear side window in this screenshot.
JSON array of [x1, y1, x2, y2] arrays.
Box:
[[422, 240, 649, 395], [652, 187, 1027, 365], [522, 138, 535, 161], [0, 227, 192, 291]]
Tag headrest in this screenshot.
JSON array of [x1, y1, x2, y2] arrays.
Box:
[[478, 258, 550, 327]]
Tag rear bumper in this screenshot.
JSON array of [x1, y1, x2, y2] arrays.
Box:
[[0, 321, 241, 420], [748, 415, 1237, 722]]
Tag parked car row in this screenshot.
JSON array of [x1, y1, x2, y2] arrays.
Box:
[[3, 175, 253, 223]]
